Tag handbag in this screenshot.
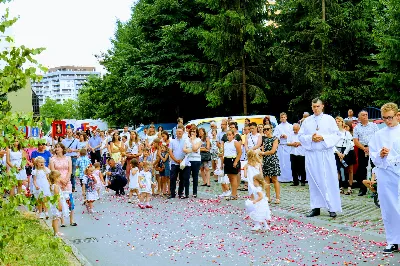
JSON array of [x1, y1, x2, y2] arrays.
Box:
[[200, 151, 211, 162]]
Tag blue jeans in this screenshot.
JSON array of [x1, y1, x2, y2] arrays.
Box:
[[185, 161, 201, 196], [70, 157, 77, 191]]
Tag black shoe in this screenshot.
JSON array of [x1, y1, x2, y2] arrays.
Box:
[[306, 208, 320, 217], [301, 183, 306, 186], [180, 195, 189, 199], [290, 184, 299, 186], [358, 191, 366, 196], [383, 244, 399, 254], [214, 180, 218, 182], [200, 184, 207, 186], [329, 212, 337, 218]]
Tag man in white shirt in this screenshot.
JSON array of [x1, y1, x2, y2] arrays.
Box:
[[368, 102, 400, 254], [298, 98, 342, 218], [353, 110, 379, 196], [344, 109, 357, 121], [172, 118, 184, 139], [217, 119, 228, 143], [120, 125, 130, 142], [273, 112, 293, 182], [287, 123, 306, 186], [208, 122, 219, 139]]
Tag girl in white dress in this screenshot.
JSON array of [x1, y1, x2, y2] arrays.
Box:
[[128, 159, 140, 203], [6, 139, 28, 196], [138, 162, 153, 209], [245, 174, 271, 231], [32, 156, 51, 219], [82, 166, 99, 213], [48, 170, 63, 236], [93, 162, 105, 198], [243, 150, 263, 196]]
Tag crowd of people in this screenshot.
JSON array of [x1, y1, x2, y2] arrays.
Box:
[[2, 99, 400, 254]]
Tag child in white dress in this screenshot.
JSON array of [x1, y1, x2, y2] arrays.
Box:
[[245, 174, 271, 231], [138, 162, 153, 209], [128, 159, 140, 203], [82, 166, 99, 213], [32, 156, 51, 219], [93, 162, 105, 198], [48, 170, 63, 237], [243, 150, 263, 196]]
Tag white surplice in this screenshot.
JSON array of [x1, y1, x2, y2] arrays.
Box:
[[368, 125, 400, 245], [273, 122, 293, 182], [298, 113, 342, 212]]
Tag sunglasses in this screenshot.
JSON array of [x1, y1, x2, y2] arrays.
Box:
[[263, 128, 271, 131]]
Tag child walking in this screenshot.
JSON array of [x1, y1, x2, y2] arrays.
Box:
[[48, 170, 63, 237], [82, 165, 99, 213], [32, 156, 51, 219], [138, 161, 153, 209], [76, 149, 91, 194], [93, 162, 105, 198], [128, 159, 140, 203], [245, 174, 271, 231]]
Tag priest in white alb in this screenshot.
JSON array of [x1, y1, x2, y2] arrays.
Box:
[[273, 112, 293, 182], [298, 98, 342, 218], [368, 102, 400, 254]]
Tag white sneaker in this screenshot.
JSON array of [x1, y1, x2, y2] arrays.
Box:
[[251, 223, 262, 231], [263, 222, 270, 231], [39, 212, 45, 219], [45, 212, 49, 219], [218, 192, 226, 198], [225, 190, 231, 197]]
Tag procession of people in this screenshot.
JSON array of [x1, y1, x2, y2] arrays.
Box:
[[3, 99, 400, 254]]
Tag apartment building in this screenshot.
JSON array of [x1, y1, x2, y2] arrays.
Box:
[[32, 66, 100, 106]]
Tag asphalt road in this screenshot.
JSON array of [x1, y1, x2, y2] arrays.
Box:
[[54, 184, 400, 266]]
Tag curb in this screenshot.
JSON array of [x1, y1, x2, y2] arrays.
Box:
[[20, 206, 92, 266]]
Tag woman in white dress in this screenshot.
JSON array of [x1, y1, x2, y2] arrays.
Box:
[[6, 139, 28, 196]]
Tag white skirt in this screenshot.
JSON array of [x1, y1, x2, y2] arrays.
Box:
[[33, 178, 51, 198], [86, 190, 99, 201], [248, 198, 271, 222], [16, 169, 27, 181]]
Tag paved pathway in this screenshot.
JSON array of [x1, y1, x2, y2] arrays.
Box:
[[54, 182, 399, 266]]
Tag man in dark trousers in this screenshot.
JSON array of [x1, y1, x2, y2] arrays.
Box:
[[287, 123, 306, 186], [353, 110, 379, 196]]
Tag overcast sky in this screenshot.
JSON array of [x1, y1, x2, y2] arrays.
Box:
[[6, 0, 135, 73]]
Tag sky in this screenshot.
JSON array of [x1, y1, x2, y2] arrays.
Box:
[[6, 0, 135, 73]]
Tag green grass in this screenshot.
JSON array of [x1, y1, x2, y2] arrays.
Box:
[[1, 211, 79, 266]]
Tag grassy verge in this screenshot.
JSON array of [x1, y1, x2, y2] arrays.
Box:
[[1, 211, 80, 266]]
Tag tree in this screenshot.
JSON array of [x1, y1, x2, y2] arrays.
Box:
[[40, 98, 81, 120], [183, 0, 272, 115], [79, 0, 221, 125], [371, 0, 400, 104], [0, 0, 63, 263], [271, 0, 378, 114]]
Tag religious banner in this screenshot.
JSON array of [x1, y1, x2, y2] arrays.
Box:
[[52, 120, 66, 138]]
